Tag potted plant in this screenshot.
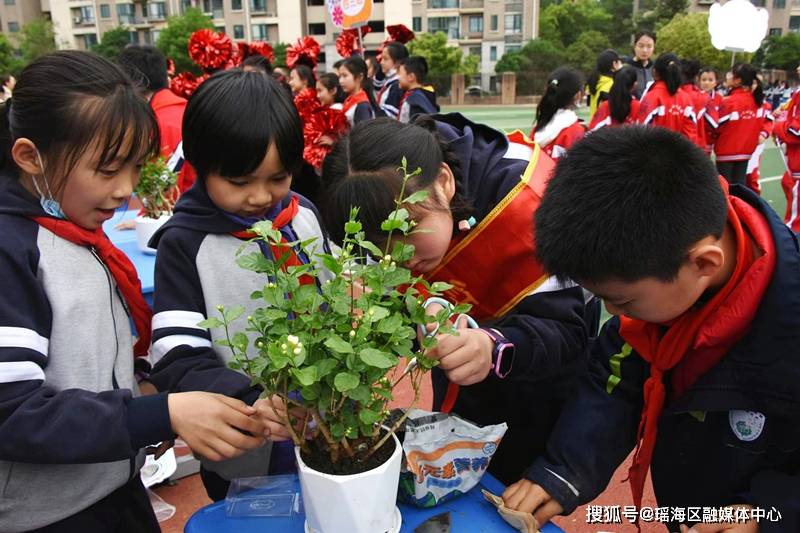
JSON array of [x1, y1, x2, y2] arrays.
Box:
[[134, 156, 177, 254], [204, 160, 467, 533]]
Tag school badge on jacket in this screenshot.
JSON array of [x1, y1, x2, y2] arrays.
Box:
[[728, 410, 765, 442]]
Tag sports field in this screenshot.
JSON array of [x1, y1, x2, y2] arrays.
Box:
[[442, 104, 789, 220]]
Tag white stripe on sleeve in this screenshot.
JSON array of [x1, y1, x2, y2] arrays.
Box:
[[151, 335, 213, 364], [0, 361, 45, 383], [0, 327, 49, 356], [152, 310, 209, 332]]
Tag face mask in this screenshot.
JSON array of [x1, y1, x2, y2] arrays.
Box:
[[30, 150, 67, 219]]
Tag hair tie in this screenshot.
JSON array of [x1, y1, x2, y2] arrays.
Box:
[[550, 79, 559, 87]]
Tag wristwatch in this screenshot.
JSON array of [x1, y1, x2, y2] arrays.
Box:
[[479, 328, 515, 379]]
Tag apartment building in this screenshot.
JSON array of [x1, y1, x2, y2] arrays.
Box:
[[0, 0, 46, 45], [677, 0, 799, 37]]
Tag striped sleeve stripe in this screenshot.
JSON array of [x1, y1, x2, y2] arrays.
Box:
[[0, 327, 49, 356], [530, 275, 578, 296], [151, 334, 213, 364], [152, 310, 208, 331], [503, 142, 534, 161], [642, 105, 665, 125], [590, 117, 611, 132], [0, 360, 45, 383], [705, 114, 718, 128]]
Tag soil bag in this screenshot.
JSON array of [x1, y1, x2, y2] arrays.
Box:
[[398, 409, 507, 507]]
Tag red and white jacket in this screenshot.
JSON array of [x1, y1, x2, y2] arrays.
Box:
[[531, 109, 586, 159], [681, 83, 712, 150], [713, 88, 772, 162], [636, 80, 698, 144], [702, 91, 724, 153], [588, 99, 641, 132]]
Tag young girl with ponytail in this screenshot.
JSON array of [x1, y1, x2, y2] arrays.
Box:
[[532, 67, 586, 159], [588, 66, 640, 131], [339, 56, 378, 127], [637, 53, 698, 143]]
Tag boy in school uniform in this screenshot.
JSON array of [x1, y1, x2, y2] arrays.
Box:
[[502, 126, 800, 532], [396, 56, 439, 124]]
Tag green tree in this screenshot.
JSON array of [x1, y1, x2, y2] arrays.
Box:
[[636, 0, 689, 31], [273, 42, 289, 68], [495, 38, 566, 94], [756, 33, 800, 71], [656, 13, 747, 72], [540, 0, 613, 49], [155, 7, 213, 74], [599, 0, 635, 49], [0, 33, 23, 76], [18, 18, 56, 64], [408, 32, 479, 94], [565, 31, 613, 74], [91, 26, 131, 61]]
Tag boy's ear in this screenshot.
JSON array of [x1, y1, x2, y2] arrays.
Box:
[[11, 138, 43, 176], [436, 163, 456, 202], [687, 239, 725, 280]]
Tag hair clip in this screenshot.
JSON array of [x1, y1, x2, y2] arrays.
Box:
[[458, 216, 477, 232], [550, 79, 559, 87]]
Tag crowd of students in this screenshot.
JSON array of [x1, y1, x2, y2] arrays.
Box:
[[0, 31, 798, 533]]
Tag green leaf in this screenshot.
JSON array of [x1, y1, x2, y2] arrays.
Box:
[[365, 306, 390, 323], [197, 317, 223, 329], [359, 408, 382, 425], [344, 220, 362, 234], [330, 422, 346, 439], [222, 305, 245, 323], [291, 367, 318, 387], [348, 384, 371, 403], [359, 348, 397, 369], [320, 254, 343, 276], [300, 385, 319, 401], [357, 239, 383, 258], [403, 190, 429, 204], [333, 372, 359, 392], [430, 281, 454, 293], [237, 252, 272, 273], [262, 308, 288, 321], [325, 335, 354, 354], [315, 358, 338, 378], [376, 313, 403, 333], [231, 332, 249, 350]]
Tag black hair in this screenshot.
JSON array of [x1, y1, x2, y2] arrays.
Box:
[[317, 72, 345, 104], [608, 66, 637, 124], [242, 54, 273, 74], [534, 125, 726, 283], [399, 56, 429, 84], [183, 69, 303, 180], [383, 42, 409, 64], [535, 67, 583, 132], [634, 30, 657, 46], [653, 53, 682, 95], [332, 59, 345, 70], [291, 64, 316, 88], [732, 63, 764, 106], [587, 49, 620, 94], [680, 58, 701, 85], [341, 56, 379, 112], [117, 44, 169, 92], [699, 66, 717, 81], [0, 51, 159, 185], [321, 116, 472, 246]]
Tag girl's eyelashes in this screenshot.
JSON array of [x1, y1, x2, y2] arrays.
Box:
[[273, 173, 290, 182]]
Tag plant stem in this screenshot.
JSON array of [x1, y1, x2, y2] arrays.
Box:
[[340, 437, 355, 458], [310, 408, 339, 463], [365, 380, 420, 459]]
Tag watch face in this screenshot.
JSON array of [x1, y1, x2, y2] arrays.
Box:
[[496, 343, 514, 378]]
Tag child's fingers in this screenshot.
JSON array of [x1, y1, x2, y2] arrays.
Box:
[[533, 499, 563, 529], [217, 394, 257, 415]]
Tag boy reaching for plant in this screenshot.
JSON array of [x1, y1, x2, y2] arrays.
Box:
[[148, 69, 332, 501]]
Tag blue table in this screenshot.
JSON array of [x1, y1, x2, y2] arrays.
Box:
[[185, 472, 563, 532], [104, 210, 155, 306]]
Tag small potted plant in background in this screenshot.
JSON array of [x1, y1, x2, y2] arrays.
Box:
[[134, 156, 177, 254], [205, 160, 467, 533]]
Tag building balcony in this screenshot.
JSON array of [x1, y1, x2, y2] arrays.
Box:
[[504, 34, 523, 43], [460, 0, 484, 10], [72, 17, 96, 27]]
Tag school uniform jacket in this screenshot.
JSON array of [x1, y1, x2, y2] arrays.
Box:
[[525, 185, 800, 532], [343, 91, 375, 127], [588, 99, 641, 131], [773, 93, 800, 179], [398, 86, 439, 123], [702, 90, 725, 152], [637, 80, 698, 144], [587, 74, 614, 119], [532, 109, 586, 160], [429, 113, 590, 484], [150, 88, 197, 192], [0, 176, 173, 532], [713, 88, 771, 163], [681, 83, 712, 151], [376, 73, 404, 119], [148, 183, 332, 479]]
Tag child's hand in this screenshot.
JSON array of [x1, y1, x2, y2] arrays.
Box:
[[115, 220, 136, 230], [502, 479, 563, 526], [252, 395, 307, 442], [167, 392, 267, 462], [679, 505, 759, 533], [426, 316, 493, 385]]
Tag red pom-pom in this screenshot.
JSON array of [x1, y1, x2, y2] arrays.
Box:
[[170, 72, 209, 99], [286, 36, 320, 69], [189, 29, 234, 71], [303, 107, 348, 168], [386, 24, 415, 44], [249, 41, 275, 63], [294, 88, 321, 122], [335, 27, 372, 58]]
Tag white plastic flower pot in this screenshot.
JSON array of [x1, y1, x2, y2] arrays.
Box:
[[134, 215, 170, 255], [296, 430, 403, 533]]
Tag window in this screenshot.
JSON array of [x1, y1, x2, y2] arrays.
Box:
[[252, 23, 269, 40], [505, 44, 521, 53], [468, 46, 481, 56], [232, 0, 242, 9], [151, 29, 162, 43], [505, 13, 522, 33], [203, 0, 224, 17], [308, 22, 326, 35], [790, 15, 800, 31], [117, 3, 136, 24], [428, 16, 459, 39], [3, 0, 14, 5], [250, 0, 267, 11], [490, 15, 498, 31], [490, 45, 497, 61], [129, 31, 139, 44], [769, 27, 782, 36], [369, 20, 385, 32], [83, 33, 99, 48], [468, 15, 483, 33], [234, 24, 244, 39], [147, 2, 167, 19], [774, 0, 786, 7], [7, 21, 18, 32], [413, 16, 422, 32], [428, 0, 458, 7], [100, 4, 111, 18], [307, 0, 325, 5]]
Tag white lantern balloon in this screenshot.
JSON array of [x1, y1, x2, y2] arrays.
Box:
[[708, 0, 769, 52]]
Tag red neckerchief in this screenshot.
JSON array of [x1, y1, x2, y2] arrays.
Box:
[[618, 182, 776, 517], [32, 217, 153, 357], [342, 90, 369, 115], [230, 195, 312, 285]]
